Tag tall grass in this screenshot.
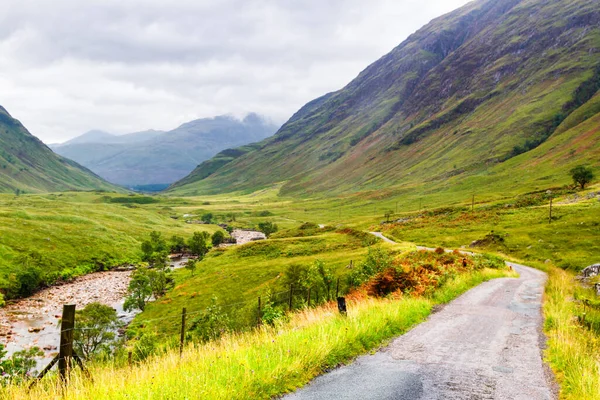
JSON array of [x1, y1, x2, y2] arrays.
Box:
[[3, 268, 509, 399], [544, 266, 600, 400]]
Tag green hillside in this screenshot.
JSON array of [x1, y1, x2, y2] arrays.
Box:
[[0, 106, 117, 193], [169, 0, 600, 197]]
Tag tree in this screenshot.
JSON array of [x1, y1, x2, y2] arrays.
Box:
[[189, 296, 230, 342], [314, 260, 334, 300], [185, 259, 198, 276], [212, 231, 225, 247], [147, 269, 172, 299], [201, 213, 214, 224], [169, 235, 186, 253], [570, 165, 595, 189], [123, 269, 153, 312], [0, 344, 43, 383], [258, 221, 278, 238], [188, 231, 210, 258], [384, 210, 394, 223], [73, 303, 123, 360], [141, 231, 168, 268]]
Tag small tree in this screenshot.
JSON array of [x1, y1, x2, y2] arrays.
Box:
[[124, 269, 153, 312], [73, 303, 123, 360], [188, 231, 210, 258], [169, 235, 186, 253], [212, 231, 225, 247], [147, 269, 171, 299], [141, 231, 168, 268], [258, 221, 278, 238], [0, 344, 43, 383], [384, 210, 394, 223], [314, 260, 334, 300], [185, 259, 198, 276], [570, 165, 595, 189], [189, 296, 230, 342], [201, 213, 214, 224]]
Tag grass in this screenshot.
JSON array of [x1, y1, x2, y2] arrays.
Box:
[[0, 192, 218, 298], [543, 264, 600, 400], [3, 267, 511, 399]]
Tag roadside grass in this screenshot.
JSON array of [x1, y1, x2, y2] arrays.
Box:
[[132, 229, 415, 337], [543, 264, 600, 400], [3, 267, 511, 400]]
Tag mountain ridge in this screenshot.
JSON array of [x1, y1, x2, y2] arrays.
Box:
[[0, 106, 119, 194], [52, 113, 279, 187], [169, 0, 600, 197]]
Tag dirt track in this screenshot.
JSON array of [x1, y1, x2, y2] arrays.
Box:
[[287, 260, 555, 399]]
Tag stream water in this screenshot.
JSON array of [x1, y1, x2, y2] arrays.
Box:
[[0, 258, 189, 367]]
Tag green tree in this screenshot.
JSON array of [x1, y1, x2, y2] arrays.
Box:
[[314, 260, 334, 300], [169, 235, 186, 253], [189, 296, 230, 342], [185, 259, 198, 276], [141, 231, 168, 268], [73, 303, 123, 360], [258, 221, 278, 238], [123, 269, 153, 312], [0, 344, 43, 383], [188, 231, 210, 258], [570, 165, 595, 189], [147, 269, 172, 299], [201, 213, 214, 224], [212, 231, 225, 247]]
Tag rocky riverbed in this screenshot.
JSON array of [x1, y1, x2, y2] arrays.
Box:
[[0, 270, 133, 360]]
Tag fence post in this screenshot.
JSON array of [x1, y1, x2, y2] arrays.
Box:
[[337, 297, 347, 315], [257, 296, 262, 325], [307, 287, 311, 307], [289, 285, 294, 311], [58, 304, 76, 382], [180, 307, 186, 358], [128, 351, 133, 366]]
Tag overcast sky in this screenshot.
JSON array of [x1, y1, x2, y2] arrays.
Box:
[[0, 0, 472, 143]]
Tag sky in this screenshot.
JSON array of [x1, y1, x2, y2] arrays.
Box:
[[0, 0, 472, 143]]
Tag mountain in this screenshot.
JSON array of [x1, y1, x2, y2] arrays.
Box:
[[0, 106, 118, 193], [169, 0, 600, 197], [52, 129, 164, 147], [51, 114, 278, 187]]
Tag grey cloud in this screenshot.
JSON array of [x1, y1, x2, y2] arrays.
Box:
[[0, 0, 471, 142]]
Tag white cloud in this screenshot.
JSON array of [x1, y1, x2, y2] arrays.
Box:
[[0, 0, 472, 142]]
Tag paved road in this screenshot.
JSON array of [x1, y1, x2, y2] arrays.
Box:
[[285, 261, 555, 399]]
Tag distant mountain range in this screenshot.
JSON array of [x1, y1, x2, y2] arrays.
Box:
[[51, 114, 278, 189], [169, 0, 600, 197], [0, 106, 117, 194]]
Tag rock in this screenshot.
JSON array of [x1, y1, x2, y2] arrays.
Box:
[[27, 327, 44, 333], [545, 259, 551, 264], [43, 345, 57, 351], [582, 264, 600, 278], [595, 283, 600, 297]]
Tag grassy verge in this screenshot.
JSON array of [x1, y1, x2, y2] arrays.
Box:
[[543, 264, 600, 400], [4, 268, 511, 399]]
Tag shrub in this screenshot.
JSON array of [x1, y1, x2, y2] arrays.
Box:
[[570, 165, 595, 190]]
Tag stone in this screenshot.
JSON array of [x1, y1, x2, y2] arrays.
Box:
[[582, 264, 600, 278], [595, 283, 600, 297]]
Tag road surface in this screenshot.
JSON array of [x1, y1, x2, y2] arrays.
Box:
[[286, 248, 555, 399]]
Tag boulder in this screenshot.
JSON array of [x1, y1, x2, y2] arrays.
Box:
[[582, 264, 600, 278]]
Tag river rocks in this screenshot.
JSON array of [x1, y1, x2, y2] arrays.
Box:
[[582, 264, 600, 278], [27, 327, 44, 333], [231, 229, 266, 245]]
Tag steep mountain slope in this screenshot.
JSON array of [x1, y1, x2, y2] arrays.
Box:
[[170, 0, 600, 197], [52, 114, 278, 187], [0, 106, 118, 193]]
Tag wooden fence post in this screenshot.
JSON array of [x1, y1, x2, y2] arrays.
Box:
[[58, 304, 76, 382], [180, 307, 186, 358], [337, 297, 347, 315]]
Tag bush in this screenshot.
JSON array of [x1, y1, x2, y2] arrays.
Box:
[[212, 231, 225, 247]]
